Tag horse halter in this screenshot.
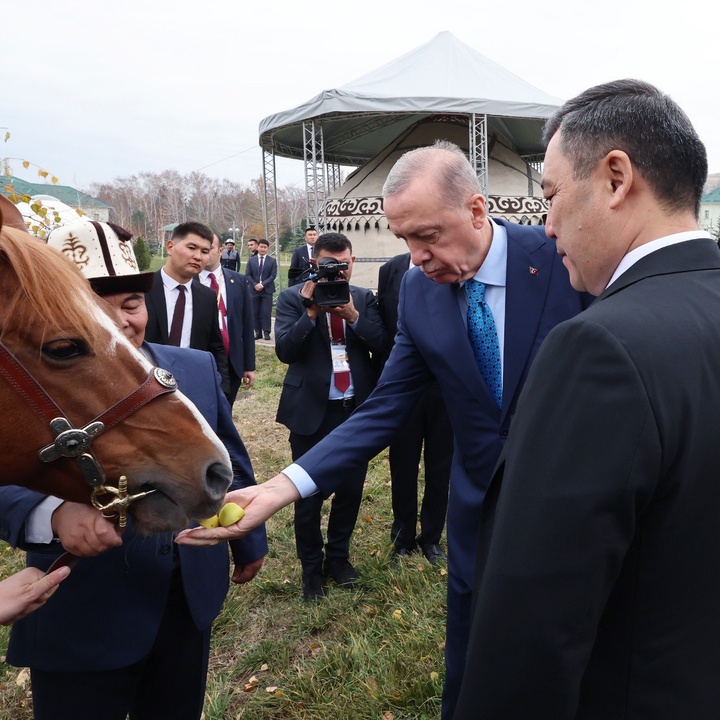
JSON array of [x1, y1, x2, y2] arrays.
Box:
[[0, 338, 178, 526]]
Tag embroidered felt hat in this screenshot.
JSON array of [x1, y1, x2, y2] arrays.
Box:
[[47, 221, 155, 295]]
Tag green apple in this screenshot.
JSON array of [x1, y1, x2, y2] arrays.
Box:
[[218, 502, 245, 527], [199, 514, 220, 528]]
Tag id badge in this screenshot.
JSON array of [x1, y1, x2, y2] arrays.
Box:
[[331, 343, 350, 374]]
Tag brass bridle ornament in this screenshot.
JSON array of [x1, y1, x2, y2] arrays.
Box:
[[0, 338, 178, 527]]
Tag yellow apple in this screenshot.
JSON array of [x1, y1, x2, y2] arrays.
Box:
[[198, 515, 219, 528], [218, 502, 245, 527]]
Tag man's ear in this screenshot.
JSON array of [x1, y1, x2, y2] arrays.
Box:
[[469, 193, 488, 228], [604, 150, 634, 209]]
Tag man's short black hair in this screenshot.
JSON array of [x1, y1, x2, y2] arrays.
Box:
[[257, 238, 270, 247], [305, 226, 317, 235], [315, 232, 352, 255], [171, 221, 213, 243]]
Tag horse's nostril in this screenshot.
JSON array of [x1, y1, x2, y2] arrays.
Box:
[[206, 462, 232, 498]]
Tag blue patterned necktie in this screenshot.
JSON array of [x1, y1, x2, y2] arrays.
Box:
[[466, 279, 502, 408]]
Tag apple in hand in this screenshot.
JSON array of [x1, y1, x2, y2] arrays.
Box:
[[218, 502, 245, 527]]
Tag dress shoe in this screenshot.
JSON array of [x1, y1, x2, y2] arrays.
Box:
[[263, 333, 271, 340], [324, 558, 359, 588], [420, 543, 447, 565], [301, 570, 327, 601]]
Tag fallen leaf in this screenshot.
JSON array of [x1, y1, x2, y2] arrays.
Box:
[[15, 668, 30, 688], [430, 671, 439, 681], [265, 686, 278, 693], [383, 712, 394, 720], [260, 663, 269, 671]]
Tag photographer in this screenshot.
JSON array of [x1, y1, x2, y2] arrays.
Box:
[[274, 232, 387, 600]]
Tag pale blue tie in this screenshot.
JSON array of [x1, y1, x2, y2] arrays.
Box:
[[466, 279, 502, 408]]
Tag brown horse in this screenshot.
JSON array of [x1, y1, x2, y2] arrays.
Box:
[[0, 203, 230, 534]]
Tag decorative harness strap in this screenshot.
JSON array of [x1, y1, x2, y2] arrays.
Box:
[[0, 338, 178, 513]]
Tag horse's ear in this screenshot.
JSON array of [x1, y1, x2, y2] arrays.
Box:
[[0, 195, 30, 234]]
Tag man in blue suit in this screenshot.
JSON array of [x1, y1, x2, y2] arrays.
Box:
[[179, 141, 588, 718], [0, 221, 268, 720], [245, 238, 277, 340], [200, 234, 256, 404]]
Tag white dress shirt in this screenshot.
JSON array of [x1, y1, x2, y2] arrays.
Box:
[[161, 267, 194, 348]]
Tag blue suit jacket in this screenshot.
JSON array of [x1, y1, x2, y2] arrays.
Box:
[[222, 267, 256, 377], [293, 221, 588, 589], [245, 254, 277, 296], [0, 343, 268, 672]]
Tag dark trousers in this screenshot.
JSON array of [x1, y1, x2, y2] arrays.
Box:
[[252, 293, 272, 336], [390, 382, 453, 550], [30, 572, 210, 720], [290, 400, 367, 571], [228, 363, 242, 406]]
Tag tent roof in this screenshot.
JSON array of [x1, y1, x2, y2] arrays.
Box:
[[259, 32, 562, 164]]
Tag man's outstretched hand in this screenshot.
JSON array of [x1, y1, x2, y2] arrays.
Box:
[[175, 473, 301, 546]]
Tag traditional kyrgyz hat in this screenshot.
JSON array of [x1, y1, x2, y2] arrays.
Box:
[[225, 239, 235, 245], [47, 221, 154, 295]]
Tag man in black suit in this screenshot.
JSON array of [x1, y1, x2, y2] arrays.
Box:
[[245, 238, 277, 340], [377, 252, 453, 565], [453, 79, 720, 719], [288, 226, 318, 286], [144, 221, 230, 397], [274, 232, 386, 600], [200, 234, 256, 404]]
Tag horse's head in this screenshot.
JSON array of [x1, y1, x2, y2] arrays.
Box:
[[0, 225, 230, 533]]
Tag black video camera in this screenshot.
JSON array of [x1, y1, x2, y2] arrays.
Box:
[[310, 257, 350, 307]]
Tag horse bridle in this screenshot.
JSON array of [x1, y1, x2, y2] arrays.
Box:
[[0, 338, 179, 527]]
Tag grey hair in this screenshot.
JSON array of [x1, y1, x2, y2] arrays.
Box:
[[382, 140, 482, 209]]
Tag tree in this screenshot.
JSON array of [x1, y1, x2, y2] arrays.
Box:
[[133, 236, 151, 271]]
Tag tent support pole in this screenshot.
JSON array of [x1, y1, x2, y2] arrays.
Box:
[[469, 113, 489, 198], [303, 120, 327, 231], [262, 148, 281, 289]]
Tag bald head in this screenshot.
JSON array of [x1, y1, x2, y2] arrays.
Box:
[[382, 140, 482, 210]]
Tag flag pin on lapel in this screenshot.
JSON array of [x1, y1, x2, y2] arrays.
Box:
[[529, 266, 539, 276]]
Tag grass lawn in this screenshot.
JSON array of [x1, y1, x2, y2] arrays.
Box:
[[0, 346, 447, 719]]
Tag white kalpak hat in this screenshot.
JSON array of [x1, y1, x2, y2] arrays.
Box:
[[47, 221, 154, 295]]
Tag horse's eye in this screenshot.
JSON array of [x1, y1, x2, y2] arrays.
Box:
[[43, 339, 88, 361]]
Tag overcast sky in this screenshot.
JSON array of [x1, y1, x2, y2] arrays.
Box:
[[3, 0, 718, 193]]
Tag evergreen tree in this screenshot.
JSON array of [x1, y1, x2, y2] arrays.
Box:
[[133, 236, 151, 271]]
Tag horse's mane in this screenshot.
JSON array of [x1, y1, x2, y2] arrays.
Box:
[[0, 226, 103, 344]]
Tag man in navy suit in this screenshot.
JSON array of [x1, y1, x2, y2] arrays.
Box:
[[245, 238, 277, 340], [178, 141, 588, 718], [0, 221, 268, 720], [200, 234, 256, 404], [288, 226, 318, 286], [144, 221, 230, 397]]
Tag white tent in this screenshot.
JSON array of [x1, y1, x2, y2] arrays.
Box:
[[259, 31, 562, 164], [259, 32, 561, 287]]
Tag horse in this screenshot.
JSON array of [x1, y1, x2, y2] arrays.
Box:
[[0, 199, 230, 534]]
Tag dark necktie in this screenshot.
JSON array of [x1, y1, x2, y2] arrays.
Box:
[[329, 314, 350, 392], [258, 256, 265, 279], [208, 273, 230, 355], [168, 284, 186, 347], [466, 279, 502, 408]]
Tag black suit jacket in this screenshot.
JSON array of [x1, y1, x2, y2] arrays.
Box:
[[222, 267, 255, 377], [455, 238, 720, 719], [245, 254, 277, 295], [377, 252, 411, 364], [144, 269, 230, 393], [274, 284, 387, 436], [288, 245, 313, 286]]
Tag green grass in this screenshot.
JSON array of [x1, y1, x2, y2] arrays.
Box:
[[0, 347, 447, 719]]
